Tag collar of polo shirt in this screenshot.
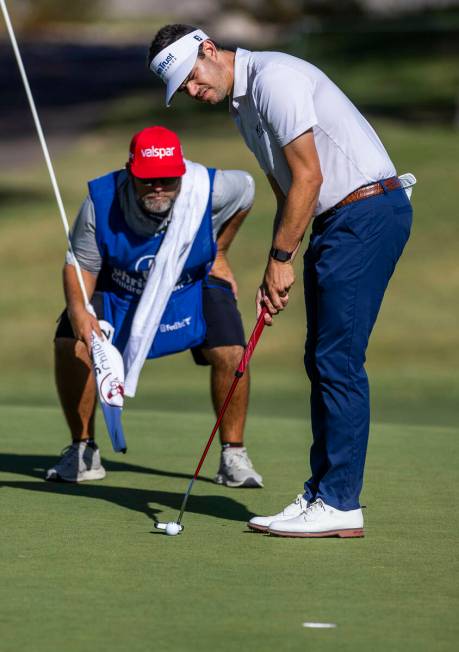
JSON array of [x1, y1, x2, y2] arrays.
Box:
[[232, 49, 250, 97], [231, 48, 251, 112], [151, 29, 210, 106]]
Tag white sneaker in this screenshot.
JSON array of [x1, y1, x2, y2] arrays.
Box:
[[268, 498, 364, 538], [45, 441, 106, 483], [248, 494, 308, 532], [214, 446, 263, 488]]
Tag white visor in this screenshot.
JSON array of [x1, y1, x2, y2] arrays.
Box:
[[150, 29, 209, 106]]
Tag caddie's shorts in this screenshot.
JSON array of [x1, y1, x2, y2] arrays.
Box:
[[54, 275, 246, 367]]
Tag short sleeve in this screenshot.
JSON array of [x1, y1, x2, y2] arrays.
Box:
[[65, 196, 102, 275], [211, 169, 255, 237], [255, 65, 317, 147]]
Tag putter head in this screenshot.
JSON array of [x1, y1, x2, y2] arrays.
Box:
[[154, 522, 184, 533]]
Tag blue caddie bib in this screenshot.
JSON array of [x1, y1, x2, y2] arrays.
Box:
[[89, 168, 216, 358]]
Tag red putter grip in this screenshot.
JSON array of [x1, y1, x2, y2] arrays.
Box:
[[236, 306, 268, 376]]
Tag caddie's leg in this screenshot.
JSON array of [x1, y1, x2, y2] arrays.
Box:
[[54, 338, 96, 441], [192, 276, 262, 486], [46, 310, 105, 482], [202, 344, 262, 487], [200, 344, 249, 444]]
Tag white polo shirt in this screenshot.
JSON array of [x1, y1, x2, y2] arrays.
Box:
[[230, 48, 396, 215]]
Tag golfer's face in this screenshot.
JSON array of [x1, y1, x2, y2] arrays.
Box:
[[179, 56, 227, 104], [133, 176, 181, 214]]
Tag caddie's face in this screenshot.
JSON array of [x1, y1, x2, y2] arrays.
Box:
[[133, 176, 181, 214], [178, 44, 230, 104]]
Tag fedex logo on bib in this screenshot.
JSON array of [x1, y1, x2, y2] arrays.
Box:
[[141, 146, 176, 159]]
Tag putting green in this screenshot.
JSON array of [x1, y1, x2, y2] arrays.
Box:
[[1, 404, 457, 652]]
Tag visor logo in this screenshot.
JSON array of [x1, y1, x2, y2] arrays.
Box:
[[156, 52, 176, 77]]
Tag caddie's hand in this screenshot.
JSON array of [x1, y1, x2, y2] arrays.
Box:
[[67, 306, 101, 354], [258, 258, 295, 324], [210, 253, 238, 299]]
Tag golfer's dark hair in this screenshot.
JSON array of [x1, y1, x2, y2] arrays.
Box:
[[148, 24, 224, 68]]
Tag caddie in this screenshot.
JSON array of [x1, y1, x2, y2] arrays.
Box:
[[46, 125, 263, 489], [148, 26, 415, 537]]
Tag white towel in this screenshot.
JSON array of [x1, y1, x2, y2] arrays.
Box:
[[123, 160, 210, 396], [399, 172, 417, 200]]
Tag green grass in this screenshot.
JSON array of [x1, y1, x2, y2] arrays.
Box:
[[1, 104, 458, 650], [1, 405, 458, 652], [0, 111, 458, 425]]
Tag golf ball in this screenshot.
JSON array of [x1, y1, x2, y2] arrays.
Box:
[[165, 522, 180, 536]]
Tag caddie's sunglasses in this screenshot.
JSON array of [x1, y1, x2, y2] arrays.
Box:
[[137, 177, 180, 188]]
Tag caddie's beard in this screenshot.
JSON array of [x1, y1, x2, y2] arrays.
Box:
[[141, 195, 173, 214]]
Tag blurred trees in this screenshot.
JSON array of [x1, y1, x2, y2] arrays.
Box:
[[222, 0, 364, 23], [12, 0, 101, 26]]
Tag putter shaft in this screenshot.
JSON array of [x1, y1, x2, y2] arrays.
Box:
[[176, 307, 268, 526]]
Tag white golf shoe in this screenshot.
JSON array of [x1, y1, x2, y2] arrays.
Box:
[[268, 498, 364, 538], [45, 441, 106, 483], [215, 446, 263, 488], [247, 494, 309, 532]]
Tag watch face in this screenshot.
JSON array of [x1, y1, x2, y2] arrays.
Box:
[[270, 247, 291, 262]]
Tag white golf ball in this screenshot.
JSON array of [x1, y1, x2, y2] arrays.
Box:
[[165, 522, 181, 536]]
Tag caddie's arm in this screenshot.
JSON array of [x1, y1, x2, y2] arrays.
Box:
[[63, 263, 101, 352], [211, 206, 250, 299], [63, 195, 104, 352], [209, 169, 255, 298], [258, 129, 322, 325]]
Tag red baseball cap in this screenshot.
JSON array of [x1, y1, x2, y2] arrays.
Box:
[[128, 126, 186, 178]]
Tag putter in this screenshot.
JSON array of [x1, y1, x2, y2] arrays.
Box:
[[155, 306, 268, 534], [1, 0, 127, 453]]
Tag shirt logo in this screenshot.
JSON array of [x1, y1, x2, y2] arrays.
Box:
[[256, 122, 264, 138], [159, 317, 192, 333]]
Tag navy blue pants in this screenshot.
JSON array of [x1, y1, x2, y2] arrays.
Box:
[[303, 185, 412, 510]]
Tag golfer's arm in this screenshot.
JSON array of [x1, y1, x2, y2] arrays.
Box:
[[272, 130, 322, 255], [267, 174, 286, 239], [63, 263, 97, 315]]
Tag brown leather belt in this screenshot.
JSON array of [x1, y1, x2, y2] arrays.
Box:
[[319, 176, 401, 218]]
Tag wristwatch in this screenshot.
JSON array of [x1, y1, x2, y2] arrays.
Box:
[[269, 246, 293, 263]]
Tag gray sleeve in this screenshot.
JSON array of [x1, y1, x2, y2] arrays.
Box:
[[211, 169, 255, 238], [64, 196, 102, 275]]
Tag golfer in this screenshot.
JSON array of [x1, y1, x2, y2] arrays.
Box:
[[148, 27, 414, 537], [47, 125, 263, 489]]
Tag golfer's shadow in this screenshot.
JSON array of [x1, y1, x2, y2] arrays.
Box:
[[0, 454, 254, 524], [0, 452, 215, 484]]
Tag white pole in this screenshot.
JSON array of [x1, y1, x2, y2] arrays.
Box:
[[0, 0, 92, 311]]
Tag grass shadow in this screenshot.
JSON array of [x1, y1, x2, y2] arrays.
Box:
[[0, 479, 254, 524], [0, 453, 215, 484]]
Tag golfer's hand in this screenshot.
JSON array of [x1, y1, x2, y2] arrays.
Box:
[[210, 253, 238, 299], [67, 306, 101, 354], [257, 258, 295, 325]]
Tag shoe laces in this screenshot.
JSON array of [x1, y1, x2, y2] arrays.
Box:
[[224, 448, 253, 471], [304, 499, 326, 520], [58, 443, 81, 467], [292, 494, 308, 512]]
